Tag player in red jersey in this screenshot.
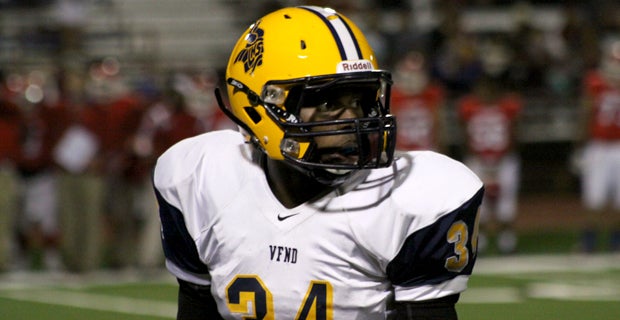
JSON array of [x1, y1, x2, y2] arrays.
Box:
[[458, 75, 522, 254], [0, 72, 21, 271], [391, 51, 446, 152], [578, 40, 620, 252], [14, 70, 68, 270]]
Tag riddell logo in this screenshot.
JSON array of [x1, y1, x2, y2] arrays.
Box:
[[337, 60, 374, 73]]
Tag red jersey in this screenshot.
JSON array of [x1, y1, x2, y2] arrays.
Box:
[[391, 84, 444, 151], [152, 110, 206, 157], [106, 94, 150, 181], [458, 93, 521, 162], [16, 101, 69, 174], [583, 70, 620, 140], [131, 101, 208, 179], [102, 94, 147, 155], [0, 98, 21, 164]]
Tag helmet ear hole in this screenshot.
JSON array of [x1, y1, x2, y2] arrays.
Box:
[[244, 106, 262, 124]]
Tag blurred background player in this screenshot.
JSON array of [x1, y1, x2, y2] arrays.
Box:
[[54, 60, 108, 272], [577, 38, 620, 253], [0, 71, 21, 271], [86, 57, 151, 269], [391, 50, 446, 152], [458, 74, 522, 254], [131, 71, 212, 269], [14, 70, 66, 270]]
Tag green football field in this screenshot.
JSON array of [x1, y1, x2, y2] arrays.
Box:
[[458, 254, 620, 320], [1, 253, 619, 319]]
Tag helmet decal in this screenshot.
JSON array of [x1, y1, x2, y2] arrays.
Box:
[[234, 22, 265, 74], [300, 6, 362, 61], [336, 60, 374, 73]]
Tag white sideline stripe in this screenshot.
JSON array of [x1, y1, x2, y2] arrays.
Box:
[[0, 269, 175, 290], [474, 253, 620, 275], [462, 281, 620, 304], [0, 289, 176, 319], [527, 283, 620, 301], [460, 287, 523, 304]]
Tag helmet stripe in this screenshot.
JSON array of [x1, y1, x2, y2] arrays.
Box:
[[299, 6, 363, 61]]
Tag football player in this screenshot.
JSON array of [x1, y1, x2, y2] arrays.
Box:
[[391, 50, 446, 152], [153, 6, 483, 319], [578, 39, 620, 252], [457, 75, 521, 255], [0, 72, 21, 271]]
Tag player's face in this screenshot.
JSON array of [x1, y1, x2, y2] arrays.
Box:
[[299, 89, 366, 166]]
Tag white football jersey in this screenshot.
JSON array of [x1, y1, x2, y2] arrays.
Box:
[[154, 130, 483, 319]]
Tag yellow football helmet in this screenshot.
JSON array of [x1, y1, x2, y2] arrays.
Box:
[[216, 6, 396, 182]]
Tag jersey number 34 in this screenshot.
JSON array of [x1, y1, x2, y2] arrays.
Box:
[[227, 276, 332, 320]]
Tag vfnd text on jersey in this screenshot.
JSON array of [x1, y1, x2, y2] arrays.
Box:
[[269, 245, 298, 264]]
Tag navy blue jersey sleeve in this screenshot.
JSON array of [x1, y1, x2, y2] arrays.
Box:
[[386, 187, 484, 287], [155, 187, 210, 275]]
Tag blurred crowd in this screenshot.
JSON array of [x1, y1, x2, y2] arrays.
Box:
[[2, 0, 620, 273], [0, 58, 235, 272], [331, 0, 613, 101]]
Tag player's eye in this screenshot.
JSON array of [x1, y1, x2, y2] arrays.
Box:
[[316, 100, 345, 113]]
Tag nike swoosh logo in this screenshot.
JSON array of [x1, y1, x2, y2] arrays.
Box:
[[277, 212, 301, 221]]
